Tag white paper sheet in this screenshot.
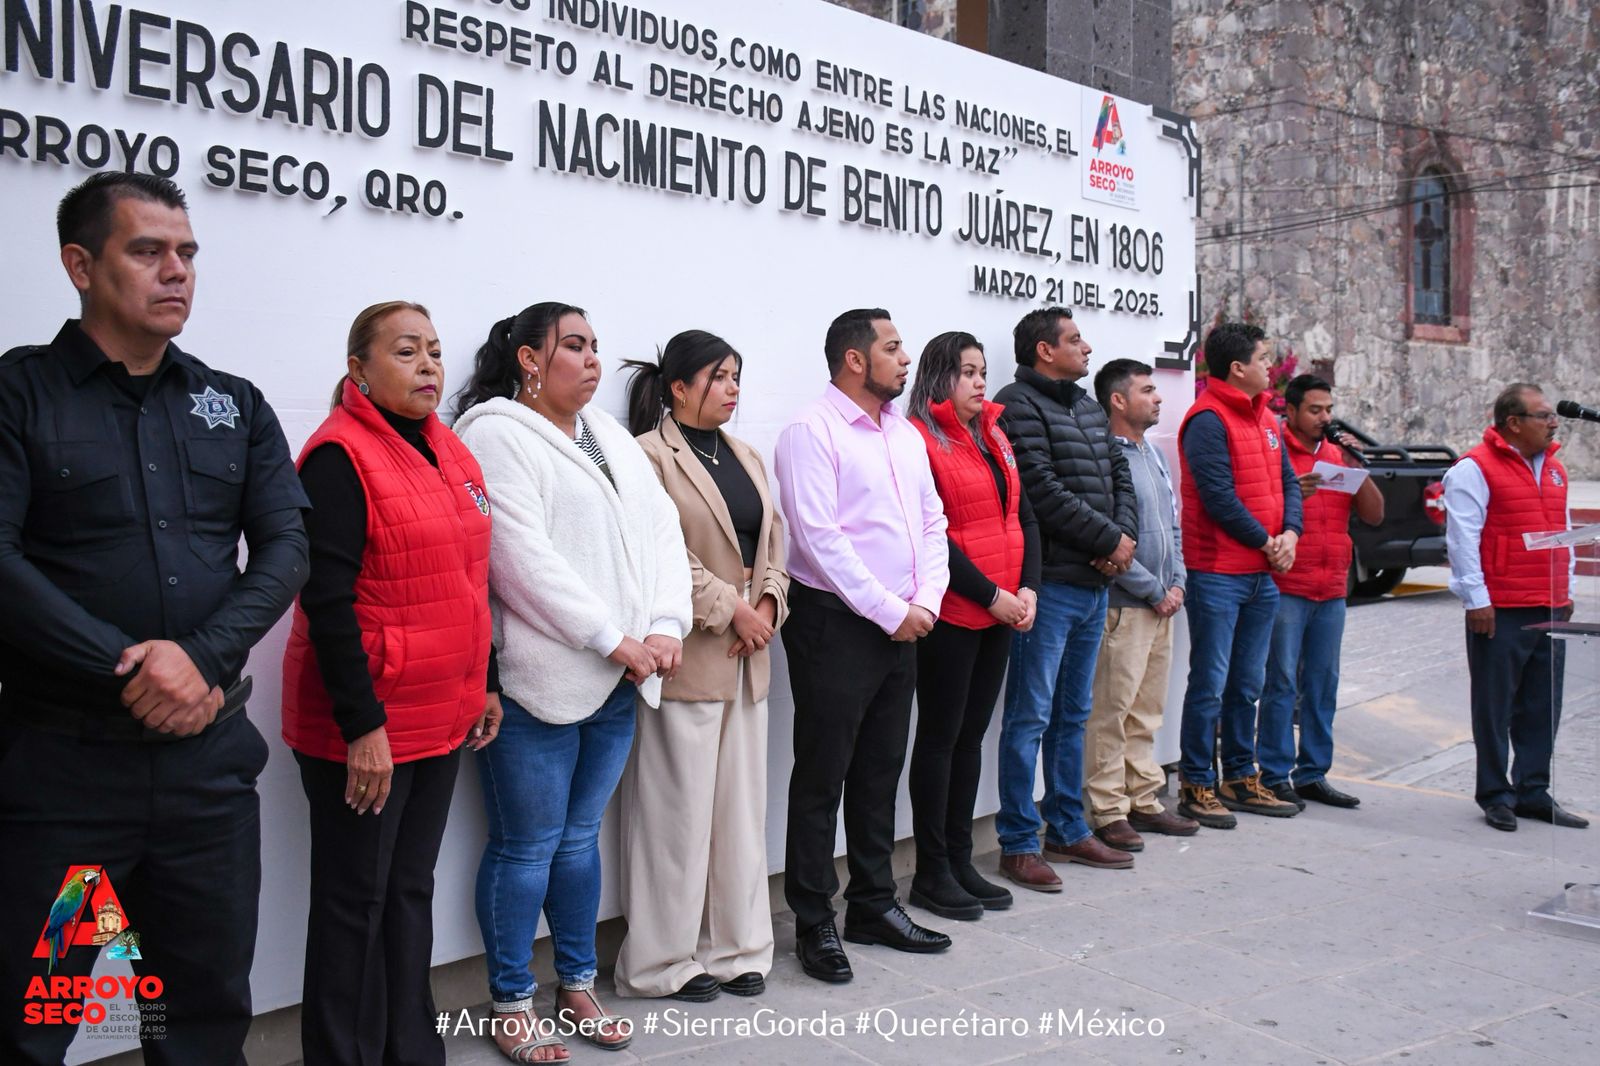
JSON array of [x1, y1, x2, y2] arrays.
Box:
[[1310, 460, 1370, 494]]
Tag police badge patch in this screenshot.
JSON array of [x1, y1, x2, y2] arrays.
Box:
[[465, 481, 490, 516], [189, 386, 240, 429]]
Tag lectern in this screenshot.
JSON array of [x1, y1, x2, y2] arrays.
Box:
[[1523, 522, 1600, 942]]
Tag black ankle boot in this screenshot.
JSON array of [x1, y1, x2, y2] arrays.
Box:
[[909, 870, 984, 920], [952, 862, 1014, 911]]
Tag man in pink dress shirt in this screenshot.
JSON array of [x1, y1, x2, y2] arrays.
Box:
[[775, 308, 952, 984]]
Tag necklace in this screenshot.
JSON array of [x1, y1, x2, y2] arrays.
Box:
[[676, 420, 720, 465]]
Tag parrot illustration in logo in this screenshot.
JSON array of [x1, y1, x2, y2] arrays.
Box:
[[43, 868, 100, 973]]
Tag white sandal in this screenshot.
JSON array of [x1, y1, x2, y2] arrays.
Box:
[[555, 987, 633, 1051], [492, 1008, 568, 1064]]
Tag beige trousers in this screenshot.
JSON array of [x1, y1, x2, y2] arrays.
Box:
[[614, 666, 774, 997], [1085, 607, 1174, 827]]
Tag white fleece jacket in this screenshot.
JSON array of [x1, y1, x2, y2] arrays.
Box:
[[454, 398, 692, 722]]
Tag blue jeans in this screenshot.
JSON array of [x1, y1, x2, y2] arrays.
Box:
[[475, 682, 636, 1010], [996, 581, 1108, 853], [1258, 594, 1347, 788], [1179, 571, 1280, 787]]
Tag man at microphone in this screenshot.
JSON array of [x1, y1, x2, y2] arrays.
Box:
[[1443, 383, 1585, 832], [1257, 376, 1383, 810]]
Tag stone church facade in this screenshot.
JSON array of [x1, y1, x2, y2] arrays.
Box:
[[826, 0, 1600, 474]]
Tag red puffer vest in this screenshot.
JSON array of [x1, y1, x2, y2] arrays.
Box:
[[1464, 426, 1570, 608], [282, 381, 493, 763], [1179, 380, 1286, 575], [1274, 431, 1354, 601], [914, 399, 1025, 629]]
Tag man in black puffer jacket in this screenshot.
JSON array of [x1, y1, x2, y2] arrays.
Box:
[[992, 307, 1140, 891]]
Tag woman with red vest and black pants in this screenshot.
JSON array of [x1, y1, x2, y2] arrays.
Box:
[[282, 302, 501, 1066], [906, 332, 1040, 919]]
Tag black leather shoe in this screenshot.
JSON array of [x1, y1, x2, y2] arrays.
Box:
[[1515, 802, 1591, 828], [1268, 782, 1307, 812], [1485, 805, 1517, 832], [719, 972, 765, 996], [1297, 779, 1361, 808], [843, 901, 952, 953], [796, 919, 853, 983], [668, 973, 722, 1002]]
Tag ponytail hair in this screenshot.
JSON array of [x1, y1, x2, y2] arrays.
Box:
[[622, 329, 742, 436], [332, 300, 431, 411], [622, 353, 669, 436], [455, 301, 587, 414]]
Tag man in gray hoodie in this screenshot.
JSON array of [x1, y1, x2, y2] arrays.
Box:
[[1084, 359, 1199, 851]]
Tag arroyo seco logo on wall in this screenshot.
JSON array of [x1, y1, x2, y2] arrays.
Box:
[[25, 866, 165, 1031], [1082, 92, 1138, 211]]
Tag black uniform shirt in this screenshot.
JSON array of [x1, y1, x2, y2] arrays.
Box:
[[0, 321, 310, 718]]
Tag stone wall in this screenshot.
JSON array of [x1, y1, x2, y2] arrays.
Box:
[[822, 0, 959, 40], [1174, 0, 1600, 475], [988, 0, 1174, 108], [820, 0, 1172, 107]]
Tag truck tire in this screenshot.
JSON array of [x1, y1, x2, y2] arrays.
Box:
[[1351, 567, 1407, 599]]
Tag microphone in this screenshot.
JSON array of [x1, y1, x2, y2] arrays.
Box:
[[1557, 400, 1600, 423], [1326, 422, 1370, 467]]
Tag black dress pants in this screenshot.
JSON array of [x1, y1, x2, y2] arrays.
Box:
[[1465, 606, 1565, 811], [782, 585, 918, 933], [0, 711, 268, 1066], [910, 620, 1012, 875], [296, 746, 462, 1066]]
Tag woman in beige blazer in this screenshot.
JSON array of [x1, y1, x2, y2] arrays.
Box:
[[616, 330, 790, 1002]]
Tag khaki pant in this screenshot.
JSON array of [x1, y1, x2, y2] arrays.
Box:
[[615, 666, 774, 997], [1085, 607, 1174, 827]]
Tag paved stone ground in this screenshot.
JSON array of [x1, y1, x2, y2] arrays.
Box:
[[424, 577, 1600, 1066]]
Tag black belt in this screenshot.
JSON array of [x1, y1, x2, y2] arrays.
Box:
[[789, 582, 858, 614], [4, 675, 252, 743]]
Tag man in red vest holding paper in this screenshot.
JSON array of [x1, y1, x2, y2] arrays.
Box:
[[1257, 375, 1383, 811], [1175, 322, 1304, 829], [1444, 383, 1586, 832]]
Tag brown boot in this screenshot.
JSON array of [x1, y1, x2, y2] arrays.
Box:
[[1128, 808, 1200, 836], [999, 852, 1063, 893], [1094, 818, 1145, 852], [1042, 836, 1135, 869], [1177, 783, 1237, 830], [1218, 773, 1300, 818]]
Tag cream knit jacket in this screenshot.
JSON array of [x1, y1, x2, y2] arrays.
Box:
[[454, 398, 692, 722]]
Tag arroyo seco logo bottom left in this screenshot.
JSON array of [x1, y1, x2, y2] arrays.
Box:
[[24, 865, 162, 1028]]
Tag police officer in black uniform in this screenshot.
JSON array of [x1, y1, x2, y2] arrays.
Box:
[[0, 173, 310, 1065]]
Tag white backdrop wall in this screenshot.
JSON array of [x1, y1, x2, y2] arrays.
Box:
[[2, 0, 1197, 1054]]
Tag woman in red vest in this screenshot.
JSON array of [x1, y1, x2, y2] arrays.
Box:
[[281, 301, 501, 1066], [905, 332, 1040, 920]]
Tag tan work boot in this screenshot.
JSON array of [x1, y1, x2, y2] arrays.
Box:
[[1177, 782, 1238, 830], [1218, 773, 1301, 818]]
